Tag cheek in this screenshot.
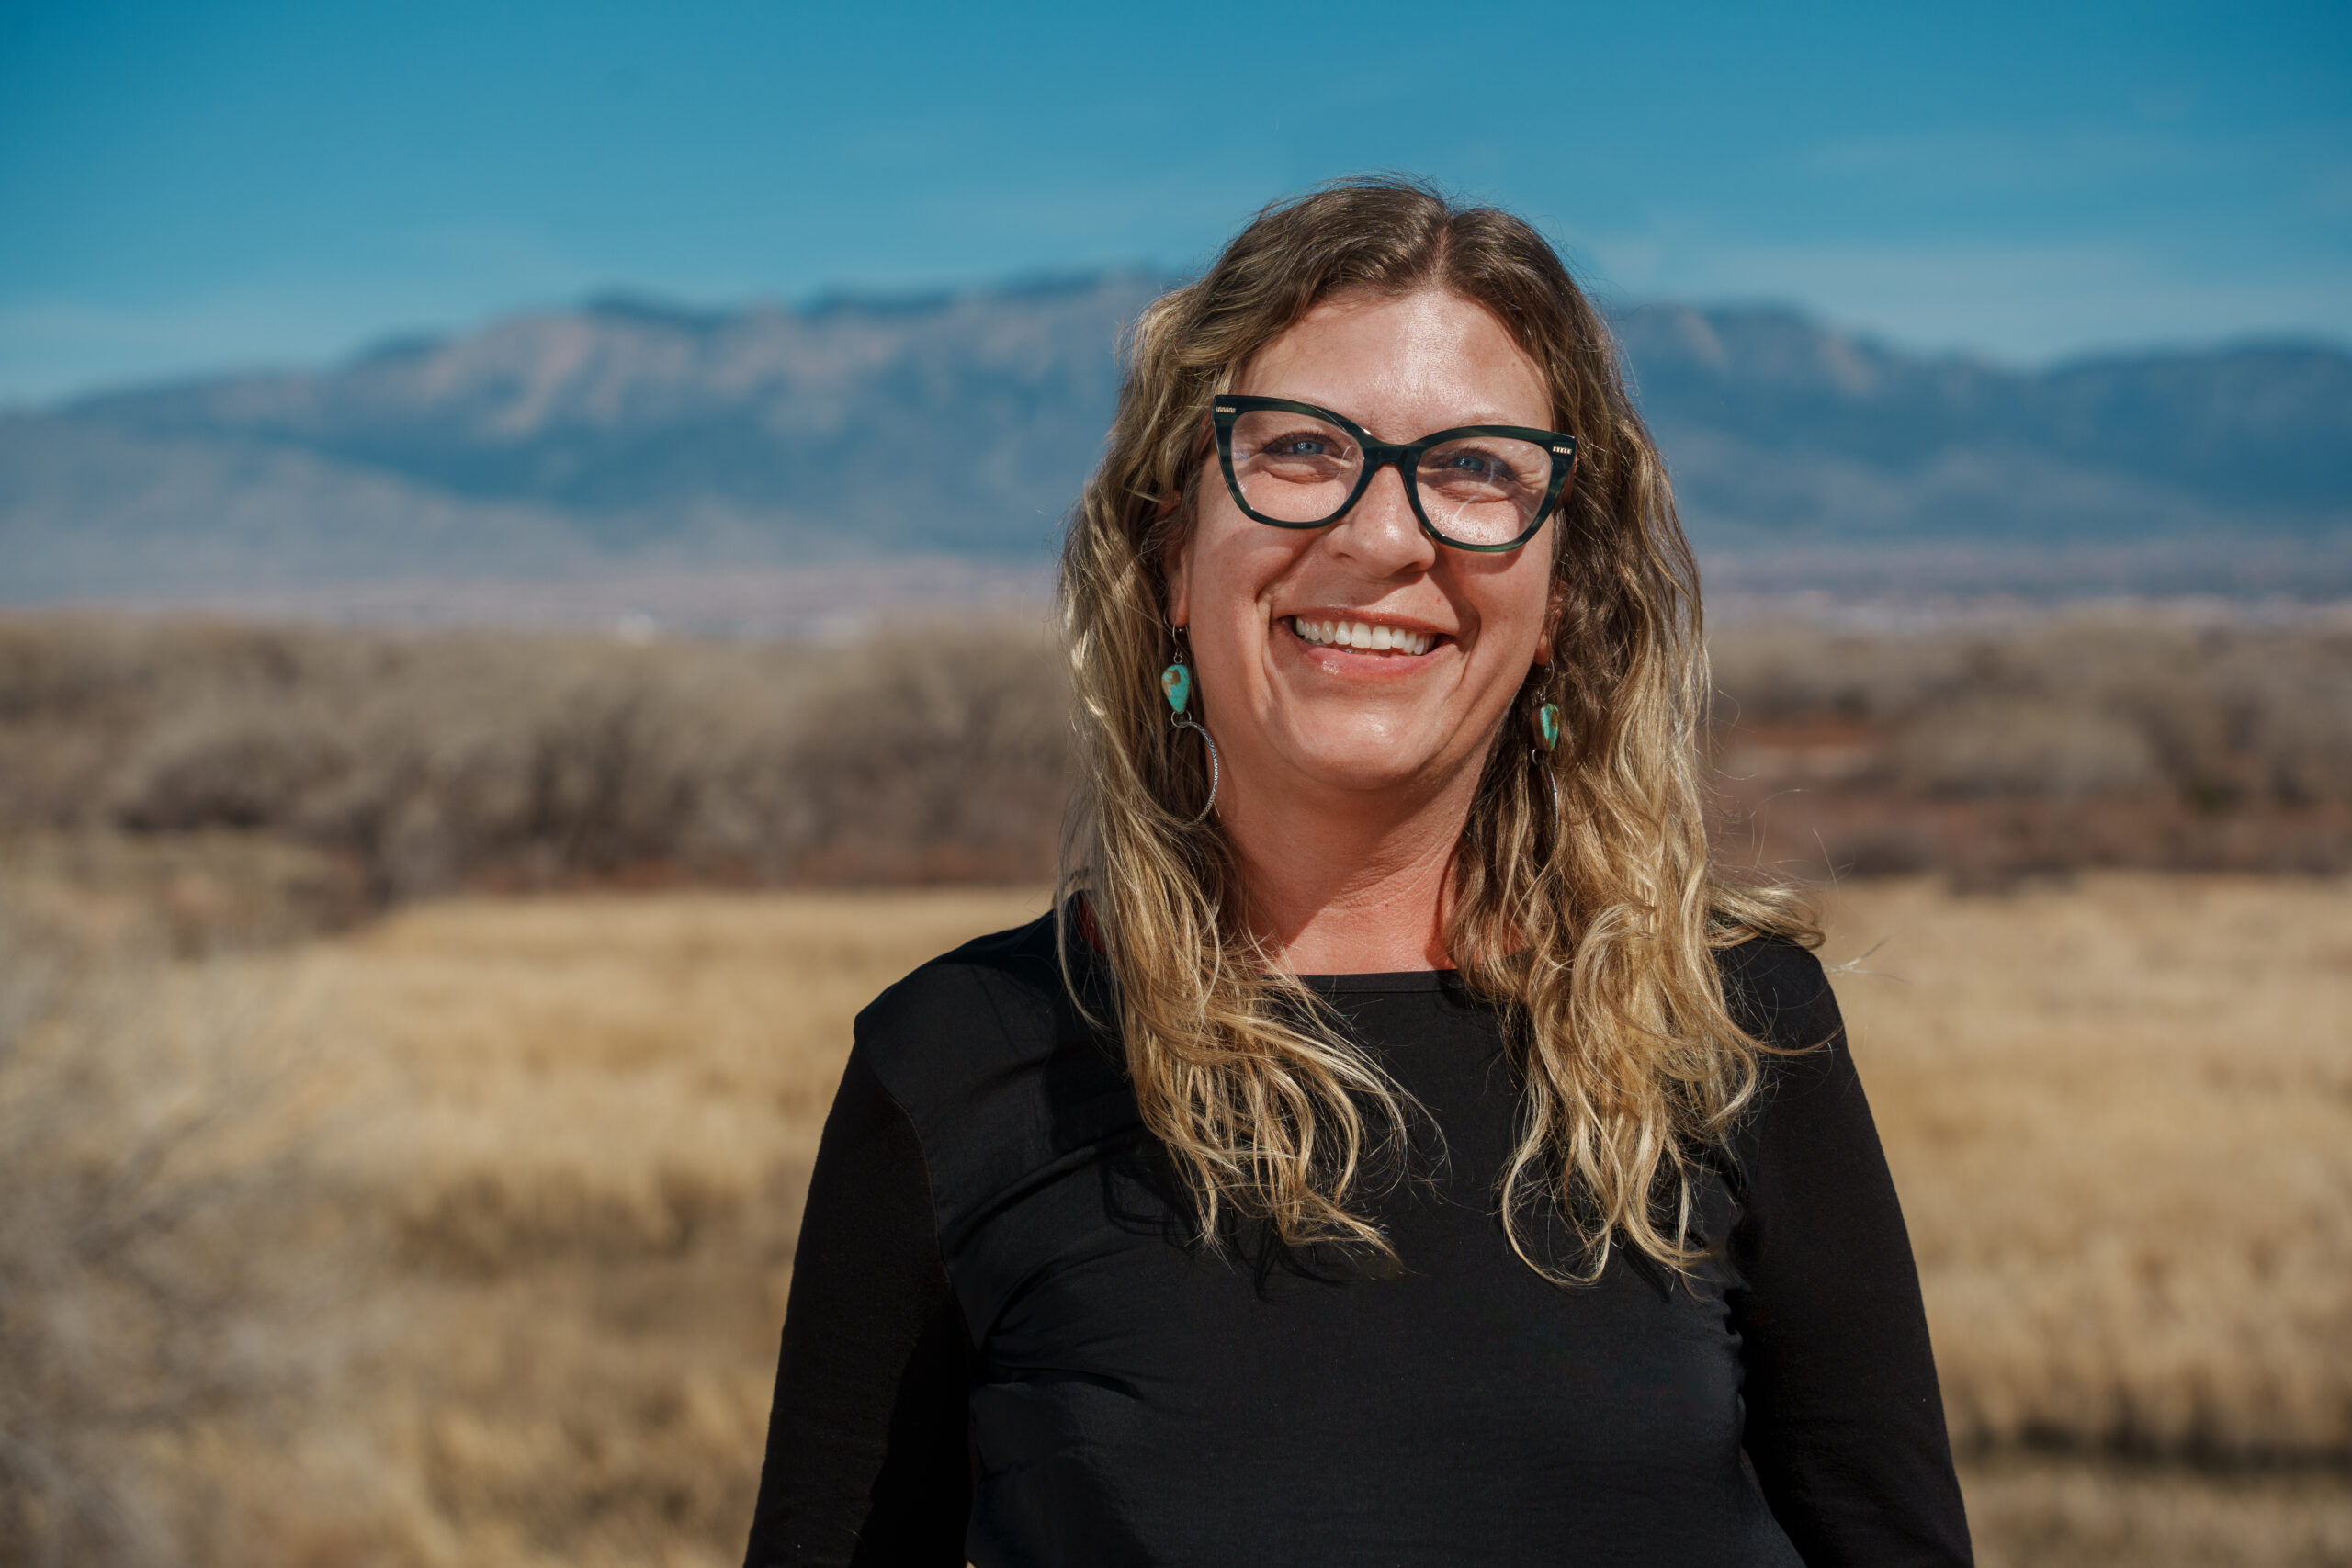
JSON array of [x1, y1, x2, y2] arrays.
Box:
[[1464, 557, 1555, 661], [1185, 512, 1299, 632], [1168, 495, 1251, 632]]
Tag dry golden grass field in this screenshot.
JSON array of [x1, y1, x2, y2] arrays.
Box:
[[6, 872, 2350, 1566]]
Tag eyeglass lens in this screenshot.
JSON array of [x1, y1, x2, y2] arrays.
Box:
[[1227, 408, 1555, 547]]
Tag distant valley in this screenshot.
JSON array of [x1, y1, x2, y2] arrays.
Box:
[[4, 270, 2348, 611]]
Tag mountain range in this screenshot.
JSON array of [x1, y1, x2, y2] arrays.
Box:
[[4, 270, 2347, 604]]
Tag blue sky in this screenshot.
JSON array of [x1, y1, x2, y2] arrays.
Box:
[[1, 0, 2346, 402]]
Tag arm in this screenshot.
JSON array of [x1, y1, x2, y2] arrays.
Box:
[[1723, 942, 1973, 1568], [744, 1043, 971, 1567]]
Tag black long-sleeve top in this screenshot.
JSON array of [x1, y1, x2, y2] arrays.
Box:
[[745, 913, 1972, 1566]]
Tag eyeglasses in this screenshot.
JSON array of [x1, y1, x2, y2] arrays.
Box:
[[1211, 395, 1578, 554]]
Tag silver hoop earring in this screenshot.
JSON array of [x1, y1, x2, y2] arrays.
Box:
[[1161, 626, 1219, 825]]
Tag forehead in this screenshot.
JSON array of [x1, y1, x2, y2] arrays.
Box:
[[1234, 288, 1552, 431]]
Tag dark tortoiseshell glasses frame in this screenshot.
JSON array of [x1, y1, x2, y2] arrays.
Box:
[[1211, 394, 1579, 554]]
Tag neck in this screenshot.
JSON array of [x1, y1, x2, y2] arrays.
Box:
[[1214, 762, 1479, 975]]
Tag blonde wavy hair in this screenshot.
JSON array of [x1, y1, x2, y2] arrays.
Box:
[[1057, 177, 1816, 1281]]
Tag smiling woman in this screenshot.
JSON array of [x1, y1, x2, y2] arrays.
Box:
[[1164, 288, 1570, 975], [743, 178, 1973, 1567]]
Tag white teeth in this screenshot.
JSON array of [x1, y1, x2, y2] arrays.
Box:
[[1289, 617, 1433, 656]]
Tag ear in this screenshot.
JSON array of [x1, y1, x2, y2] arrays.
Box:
[[1163, 518, 1194, 631], [1531, 565, 1566, 669], [1160, 419, 1216, 628]]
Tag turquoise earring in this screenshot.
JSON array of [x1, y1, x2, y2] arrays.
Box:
[[1532, 694, 1563, 818], [1163, 626, 1218, 825], [1160, 660, 1193, 717]]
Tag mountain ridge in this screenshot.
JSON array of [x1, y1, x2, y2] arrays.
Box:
[[6, 272, 2347, 603]]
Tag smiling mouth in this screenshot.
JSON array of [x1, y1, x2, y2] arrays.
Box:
[[1287, 616, 1441, 657]]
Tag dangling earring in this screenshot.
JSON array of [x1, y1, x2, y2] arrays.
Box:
[[1162, 625, 1219, 825], [1531, 692, 1563, 818]]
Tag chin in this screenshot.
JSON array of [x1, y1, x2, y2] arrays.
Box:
[[1285, 736, 1437, 795]]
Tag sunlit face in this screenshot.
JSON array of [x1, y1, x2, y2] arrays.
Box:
[[1166, 288, 1559, 813]]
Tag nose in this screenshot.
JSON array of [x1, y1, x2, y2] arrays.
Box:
[[1327, 458, 1435, 576]]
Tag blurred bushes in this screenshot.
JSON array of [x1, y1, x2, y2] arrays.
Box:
[[1712, 615, 2352, 801], [1, 608, 2346, 914], [0, 615, 1072, 907], [1706, 612, 2352, 881], [0, 898, 332, 1566], [1893, 699, 2163, 799]]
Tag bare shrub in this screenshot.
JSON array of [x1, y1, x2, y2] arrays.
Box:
[[3, 607, 2346, 898], [109, 705, 350, 832], [779, 626, 1073, 882], [1720, 615, 2352, 810], [1, 614, 1071, 905], [0, 897, 331, 1566], [2227, 649, 2352, 807], [1710, 610, 2352, 880], [1707, 623, 1979, 726], [1896, 699, 2161, 798]]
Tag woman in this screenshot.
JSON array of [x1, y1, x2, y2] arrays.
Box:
[[744, 179, 1972, 1566]]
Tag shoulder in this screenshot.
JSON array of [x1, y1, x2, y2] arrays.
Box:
[[1714, 938, 1873, 1174], [856, 909, 1065, 1043], [850, 907, 1140, 1262], [1713, 935, 1842, 1055], [854, 910, 1069, 1085], [853, 908, 1125, 1130], [1715, 936, 1859, 1145]]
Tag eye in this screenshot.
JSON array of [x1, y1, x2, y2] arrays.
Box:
[[1440, 449, 1515, 482], [1261, 430, 1339, 458]]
